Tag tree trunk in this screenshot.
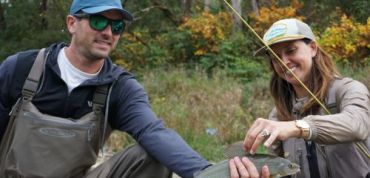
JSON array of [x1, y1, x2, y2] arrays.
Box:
[[40, 0, 48, 27], [150, 0, 180, 26], [302, 0, 313, 22], [231, 0, 242, 31], [0, 3, 5, 31], [181, 0, 192, 16], [204, 0, 210, 12], [251, 0, 259, 16]]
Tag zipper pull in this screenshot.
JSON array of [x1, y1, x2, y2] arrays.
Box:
[[87, 124, 96, 141]]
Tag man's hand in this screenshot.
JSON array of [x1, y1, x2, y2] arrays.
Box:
[[229, 156, 270, 178]]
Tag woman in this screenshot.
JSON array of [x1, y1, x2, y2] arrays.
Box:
[[229, 18, 370, 178]]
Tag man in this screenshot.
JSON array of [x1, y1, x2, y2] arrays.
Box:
[[0, 0, 210, 177]]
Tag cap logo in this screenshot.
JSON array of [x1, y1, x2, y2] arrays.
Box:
[[265, 23, 287, 42]]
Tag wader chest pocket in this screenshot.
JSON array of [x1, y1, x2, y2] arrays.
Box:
[[2, 109, 99, 178]]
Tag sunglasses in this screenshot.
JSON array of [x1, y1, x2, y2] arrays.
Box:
[[74, 14, 126, 35]]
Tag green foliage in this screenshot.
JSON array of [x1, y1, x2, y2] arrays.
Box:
[[162, 29, 195, 65], [200, 32, 269, 82], [298, 0, 369, 31], [2, 0, 367, 72], [219, 33, 268, 81], [112, 27, 193, 70], [115, 10, 272, 80], [0, 0, 70, 60], [322, 0, 369, 23]]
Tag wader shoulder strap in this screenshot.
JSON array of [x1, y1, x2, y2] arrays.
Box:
[[93, 85, 108, 114], [326, 77, 353, 113], [22, 48, 46, 99], [94, 84, 109, 151]]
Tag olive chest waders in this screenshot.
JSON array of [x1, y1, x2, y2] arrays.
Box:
[[0, 49, 110, 178]]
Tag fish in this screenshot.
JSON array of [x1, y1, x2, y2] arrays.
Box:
[[194, 141, 300, 178]]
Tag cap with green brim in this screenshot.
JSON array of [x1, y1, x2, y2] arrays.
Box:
[[254, 18, 315, 56]]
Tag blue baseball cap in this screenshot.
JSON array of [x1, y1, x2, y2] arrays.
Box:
[[70, 0, 133, 21]]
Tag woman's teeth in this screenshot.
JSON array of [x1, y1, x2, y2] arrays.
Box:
[[285, 67, 296, 75]]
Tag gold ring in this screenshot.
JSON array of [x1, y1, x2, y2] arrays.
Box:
[[260, 129, 270, 137]]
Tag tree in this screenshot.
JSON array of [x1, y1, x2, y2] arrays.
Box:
[[204, 0, 210, 11], [251, 0, 259, 16], [0, 2, 5, 31], [231, 0, 242, 31], [148, 0, 180, 26], [182, 0, 192, 16]]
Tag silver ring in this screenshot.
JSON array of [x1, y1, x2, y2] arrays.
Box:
[[260, 129, 270, 137]]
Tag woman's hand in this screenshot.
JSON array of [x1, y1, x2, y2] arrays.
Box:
[[229, 156, 270, 178], [243, 118, 300, 154]]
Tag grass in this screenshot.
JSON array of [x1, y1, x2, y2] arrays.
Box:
[[106, 67, 273, 161], [337, 64, 370, 87], [105, 64, 370, 162]]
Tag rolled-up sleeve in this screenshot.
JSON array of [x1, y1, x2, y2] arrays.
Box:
[[304, 79, 370, 144]]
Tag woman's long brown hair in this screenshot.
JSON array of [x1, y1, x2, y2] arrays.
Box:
[[269, 39, 341, 121]]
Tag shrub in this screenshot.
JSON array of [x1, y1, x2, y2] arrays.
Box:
[[319, 15, 370, 66], [249, 0, 304, 36], [179, 12, 232, 56]]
